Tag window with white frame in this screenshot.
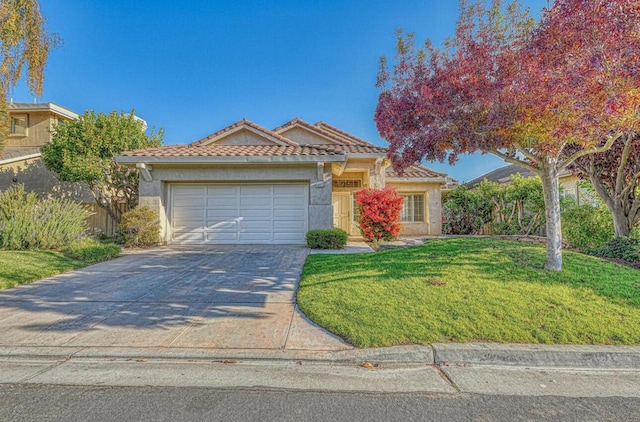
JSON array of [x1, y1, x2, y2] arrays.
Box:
[[10, 115, 27, 136], [400, 194, 425, 222]]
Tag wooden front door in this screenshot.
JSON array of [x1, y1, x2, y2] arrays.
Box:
[[332, 193, 351, 233]]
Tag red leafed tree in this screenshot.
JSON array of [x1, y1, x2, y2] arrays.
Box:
[[355, 187, 404, 242], [568, 135, 640, 237], [375, 0, 640, 271]]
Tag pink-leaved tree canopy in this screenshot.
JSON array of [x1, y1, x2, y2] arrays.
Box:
[[375, 0, 640, 271]]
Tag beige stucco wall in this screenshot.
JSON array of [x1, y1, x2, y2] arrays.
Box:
[[6, 112, 55, 148], [211, 129, 279, 146], [388, 180, 442, 236], [278, 127, 335, 145], [139, 163, 334, 242], [0, 157, 93, 203], [336, 159, 386, 189]]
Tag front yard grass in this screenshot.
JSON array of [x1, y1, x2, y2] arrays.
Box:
[[297, 238, 640, 347], [0, 240, 122, 290], [0, 251, 83, 290]]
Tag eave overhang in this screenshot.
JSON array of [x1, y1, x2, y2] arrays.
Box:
[[386, 177, 448, 184], [115, 154, 347, 165], [0, 152, 42, 166]]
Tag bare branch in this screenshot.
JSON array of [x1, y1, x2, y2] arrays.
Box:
[[560, 133, 621, 170], [490, 149, 540, 173]]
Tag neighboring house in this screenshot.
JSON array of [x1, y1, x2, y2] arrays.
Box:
[[464, 163, 593, 205], [116, 118, 453, 245], [0, 102, 120, 235]]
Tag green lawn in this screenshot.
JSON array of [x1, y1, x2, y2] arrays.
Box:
[[297, 238, 640, 347], [0, 241, 122, 290], [0, 251, 84, 290]]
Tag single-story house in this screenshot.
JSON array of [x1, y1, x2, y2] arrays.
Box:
[[0, 102, 121, 235], [464, 163, 594, 205], [116, 118, 454, 245]]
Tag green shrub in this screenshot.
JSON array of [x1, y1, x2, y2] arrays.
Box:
[[65, 238, 121, 263], [119, 206, 160, 248], [0, 184, 87, 250], [561, 202, 613, 251], [443, 186, 493, 235], [306, 229, 348, 249], [593, 237, 640, 263]]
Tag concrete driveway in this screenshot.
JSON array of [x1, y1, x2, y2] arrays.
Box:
[[0, 246, 350, 357]]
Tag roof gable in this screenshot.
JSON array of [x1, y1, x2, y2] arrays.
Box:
[[191, 119, 297, 147], [314, 121, 373, 146], [274, 118, 355, 146]]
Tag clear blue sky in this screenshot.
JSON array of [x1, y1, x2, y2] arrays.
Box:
[[12, 0, 547, 183]]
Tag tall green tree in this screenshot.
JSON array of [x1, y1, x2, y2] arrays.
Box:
[[0, 0, 58, 150], [41, 110, 163, 224]]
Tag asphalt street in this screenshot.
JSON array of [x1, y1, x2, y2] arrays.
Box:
[[2, 384, 640, 422]]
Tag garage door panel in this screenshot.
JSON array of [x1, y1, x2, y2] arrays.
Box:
[[238, 209, 271, 218], [273, 209, 304, 218], [207, 208, 240, 218], [173, 220, 205, 231], [206, 186, 239, 195], [173, 186, 205, 196], [273, 197, 305, 208], [171, 183, 308, 244], [172, 232, 205, 241], [240, 197, 272, 208], [240, 186, 273, 196], [205, 220, 238, 230], [206, 232, 239, 242], [239, 232, 272, 242], [206, 198, 239, 208], [274, 185, 306, 195], [172, 208, 204, 219], [172, 197, 204, 208], [273, 220, 305, 231], [240, 220, 272, 231]]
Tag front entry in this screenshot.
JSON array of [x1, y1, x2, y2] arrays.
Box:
[[332, 193, 351, 233]]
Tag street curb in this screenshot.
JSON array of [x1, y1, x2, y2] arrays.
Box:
[[3, 344, 640, 369], [433, 343, 640, 369], [0, 345, 434, 365]]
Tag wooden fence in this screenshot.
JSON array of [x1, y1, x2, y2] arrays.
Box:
[[83, 202, 127, 237]]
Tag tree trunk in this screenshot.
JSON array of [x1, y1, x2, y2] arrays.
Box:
[[611, 205, 632, 238], [588, 173, 633, 238], [539, 164, 563, 271]]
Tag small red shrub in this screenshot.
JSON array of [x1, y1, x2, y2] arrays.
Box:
[[355, 187, 404, 242]]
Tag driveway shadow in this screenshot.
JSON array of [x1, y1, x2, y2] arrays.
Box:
[[0, 246, 308, 348]]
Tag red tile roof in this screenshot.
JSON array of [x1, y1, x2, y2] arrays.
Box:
[[120, 144, 344, 158], [273, 118, 362, 145], [190, 118, 298, 147], [314, 121, 373, 146], [309, 144, 388, 154], [119, 118, 447, 181], [385, 164, 446, 179]]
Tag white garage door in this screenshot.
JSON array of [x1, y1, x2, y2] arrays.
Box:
[[169, 183, 308, 244]]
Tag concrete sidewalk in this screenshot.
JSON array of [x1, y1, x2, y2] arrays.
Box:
[[1, 343, 640, 397]]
